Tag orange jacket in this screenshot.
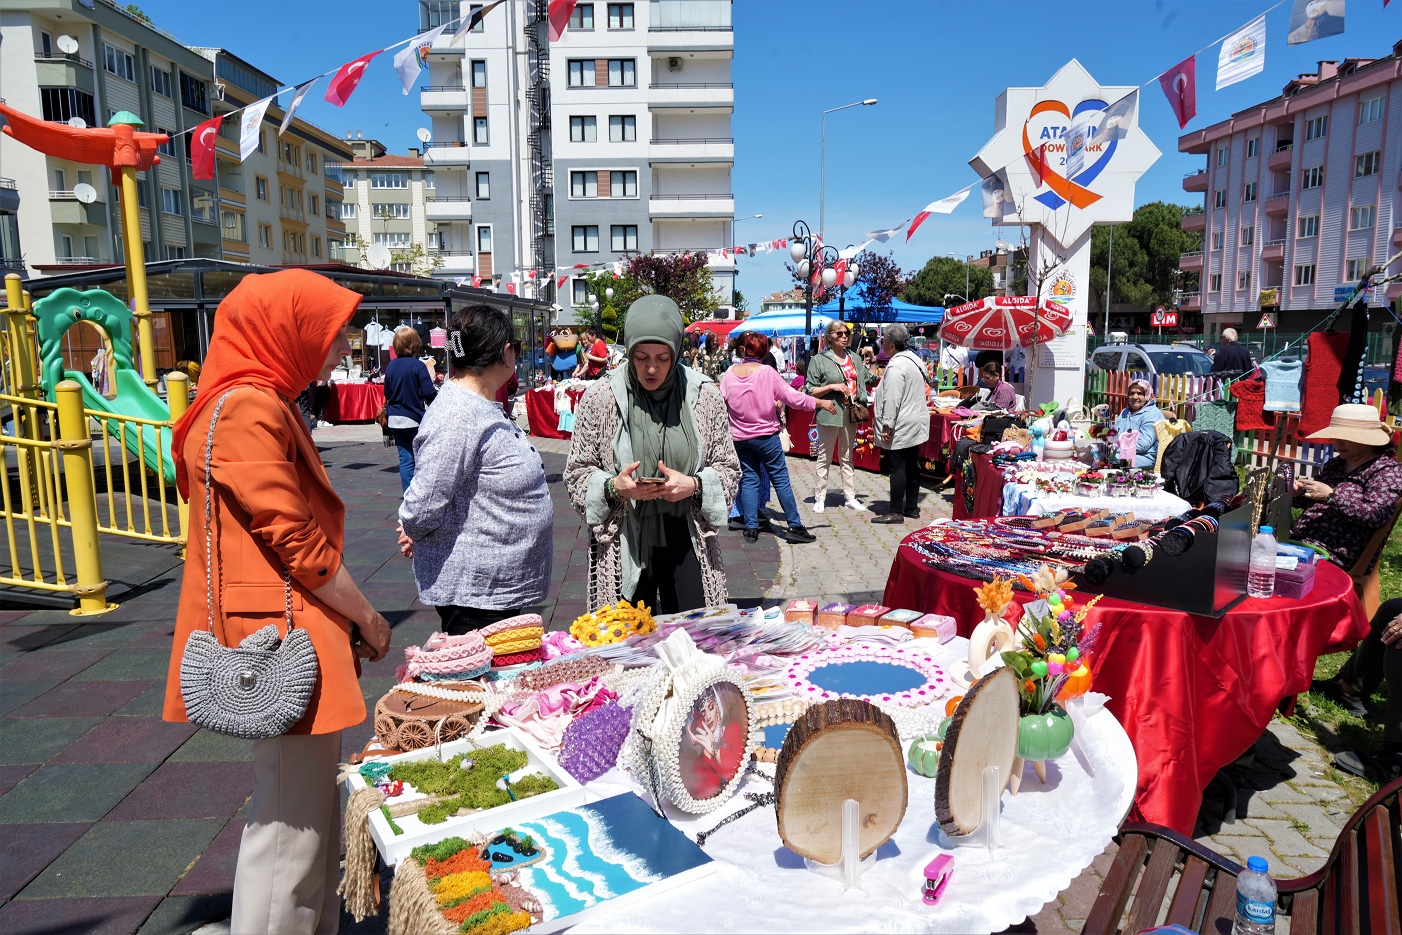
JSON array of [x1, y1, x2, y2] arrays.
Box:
[[163, 386, 364, 734]]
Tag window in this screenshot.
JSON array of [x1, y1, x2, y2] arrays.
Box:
[[570, 3, 594, 28], [306, 152, 316, 173], [1216, 146, 1229, 167], [258, 130, 266, 154], [568, 60, 596, 87], [150, 67, 172, 98], [1301, 165, 1323, 189], [179, 72, 209, 115], [84, 236, 99, 259], [39, 87, 96, 127], [570, 115, 597, 142], [311, 237, 321, 259], [610, 170, 637, 197], [1294, 264, 1315, 286], [160, 187, 182, 215], [1305, 114, 1328, 140], [258, 224, 272, 249], [606, 59, 636, 87], [221, 210, 246, 243], [423, 173, 435, 189], [103, 44, 135, 81], [1213, 190, 1226, 209], [468, 3, 485, 31], [573, 280, 590, 305], [371, 172, 408, 189], [326, 199, 341, 219], [477, 225, 492, 254], [475, 172, 490, 198], [39, 31, 52, 57], [156, 128, 177, 157], [607, 3, 633, 28], [1297, 214, 1318, 238], [163, 244, 186, 261], [610, 224, 638, 251], [471, 60, 487, 88], [341, 202, 357, 219], [421, 0, 461, 31], [1246, 137, 1259, 158], [309, 194, 319, 216], [1243, 182, 1256, 202], [570, 171, 598, 197], [473, 117, 489, 143], [1346, 257, 1373, 281], [255, 176, 268, 201], [609, 115, 636, 142], [53, 168, 66, 192], [373, 203, 411, 219], [1240, 226, 1254, 247], [1211, 230, 1223, 251], [78, 170, 92, 189], [1237, 270, 1251, 291], [1350, 204, 1376, 230], [572, 224, 599, 252], [136, 183, 148, 208], [1360, 95, 1385, 125], [191, 190, 216, 223], [1355, 151, 1381, 178], [372, 232, 411, 246], [1209, 273, 1222, 292]]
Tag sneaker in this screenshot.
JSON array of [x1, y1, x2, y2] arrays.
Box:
[[786, 525, 817, 544], [872, 513, 905, 524], [812, 500, 826, 514], [845, 499, 867, 512], [1312, 677, 1369, 718], [742, 528, 759, 543]]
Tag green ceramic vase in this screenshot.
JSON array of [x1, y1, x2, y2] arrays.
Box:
[[1016, 705, 1074, 761]]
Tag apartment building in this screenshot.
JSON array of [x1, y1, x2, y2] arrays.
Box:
[[1177, 40, 1402, 336], [416, 0, 734, 308], [190, 49, 352, 269], [334, 137, 442, 276]]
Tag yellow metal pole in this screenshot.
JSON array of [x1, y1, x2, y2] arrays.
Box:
[[117, 166, 158, 390], [55, 380, 114, 615], [166, 372, 189, 556]]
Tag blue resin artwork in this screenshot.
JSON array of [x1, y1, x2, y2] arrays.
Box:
[[805, 660, 927, 697], [762, 721, 793, 750]]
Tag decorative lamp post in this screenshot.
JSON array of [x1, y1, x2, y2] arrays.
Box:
[[605, 287, 614, 302], [837, 258, 859, 323], [792, 219, 838, 356]]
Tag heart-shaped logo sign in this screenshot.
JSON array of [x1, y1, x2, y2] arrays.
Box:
[[1021, 98, 1121, 211]]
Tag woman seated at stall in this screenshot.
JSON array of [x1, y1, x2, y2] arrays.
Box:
[[1114, 378, 1166, 469], [970, 350, 1017, 410], [1316, 599, 1402, 783]]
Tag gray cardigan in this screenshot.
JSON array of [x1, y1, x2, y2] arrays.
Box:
[[874, 350, 931, 450], [398, 382, 553, 609]]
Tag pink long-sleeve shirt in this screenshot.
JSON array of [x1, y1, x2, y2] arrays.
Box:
[[720, 364, 817, 441]]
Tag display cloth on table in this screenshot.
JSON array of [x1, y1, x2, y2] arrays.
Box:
[[882, 542, 1368, 834], [524, 385, 587, 440], [1258, 359, 1303, 413], [1300, 330, 1350, 437], [1001, 486, 1192, 523]]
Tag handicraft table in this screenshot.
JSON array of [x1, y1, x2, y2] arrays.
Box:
[[323, 382, 385, 424], [525, 385, 587, 440], [1001, 482, 1191, 523]]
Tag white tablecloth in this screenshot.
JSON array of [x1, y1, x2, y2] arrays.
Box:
[[1002, 483, 1191, 522], [563, 636, 1137, 935]]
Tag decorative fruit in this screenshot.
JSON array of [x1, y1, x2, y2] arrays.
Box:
[[1066, 647, 1080, 662], [907, 736, 942, 778], [1030, 659, 1048, 678], [1057, 662, 1093, 701], [1016, 705, 1075, 761], [944, 695, 964, 716], [935, 716, 953, 740]]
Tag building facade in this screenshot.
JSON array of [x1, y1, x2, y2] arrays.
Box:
[[416, 0, 734, 309], [1177, 41, 1402, 336], [333, 137, 441, 276]]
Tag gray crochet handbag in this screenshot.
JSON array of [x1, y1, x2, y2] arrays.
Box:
[[179, 389, 319, 739]]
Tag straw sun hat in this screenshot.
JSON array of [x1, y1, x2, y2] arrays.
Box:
[[1304, 403, 1394, 447]]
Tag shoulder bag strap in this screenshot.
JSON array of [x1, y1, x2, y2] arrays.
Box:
[[203, 388, 294, 637]]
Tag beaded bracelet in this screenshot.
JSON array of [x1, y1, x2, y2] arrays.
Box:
[[605, 476, 618, 503]]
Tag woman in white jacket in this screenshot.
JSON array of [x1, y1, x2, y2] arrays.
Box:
[[872, 324, 931, 524]]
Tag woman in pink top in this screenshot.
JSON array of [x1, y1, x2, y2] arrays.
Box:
[[720, 333, 837, 543]]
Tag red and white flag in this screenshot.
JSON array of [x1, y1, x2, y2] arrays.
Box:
[[506, 282, 517, 295], [190, 114, 223, 181], [866, 220, 909, 243], [325, 50, 382, 107], [556, 274, 568, 290], [907, 189, 971, 241], [1158, 54, 1197, 130], [526, 269, 538, 280], [1027, 142, 1050, 187], [547, 0, 580, 42], [471, 275, 482, 288], [833, 258, 848, 284]]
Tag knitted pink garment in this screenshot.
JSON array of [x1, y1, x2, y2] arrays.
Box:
[[397, 632, 493, 681]]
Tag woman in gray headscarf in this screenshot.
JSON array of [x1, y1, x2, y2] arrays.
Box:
[[565, 296, 739, 613]]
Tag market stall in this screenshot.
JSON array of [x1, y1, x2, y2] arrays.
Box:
[[324, 382, 385, 424], [525, 384, 589, 440], [785, 405, 882, 472]]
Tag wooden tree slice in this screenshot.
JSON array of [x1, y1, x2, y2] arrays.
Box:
[[934, 667, 1020, 837], [774, 698, 907, 863]]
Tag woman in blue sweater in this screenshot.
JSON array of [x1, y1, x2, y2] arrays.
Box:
[[384, 327, 438, 491], [1114, 378, 1166, 469]]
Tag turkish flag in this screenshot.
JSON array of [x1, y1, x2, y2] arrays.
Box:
[[1158, 55, 1197, 130], [1027, 142, 1049, 188], [325, 50, 381, 107], [472, 275, 482, 288], [190, 114, 222, 181], [547, 0, 580, 42], [506, 282, 517, 295]]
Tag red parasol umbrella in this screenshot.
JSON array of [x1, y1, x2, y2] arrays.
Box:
[[685, 319, 741, 337], [938, 296, 1073, 350]]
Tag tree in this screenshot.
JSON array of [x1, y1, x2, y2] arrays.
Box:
[[853, 251, 902, 317], [1088, 201, 1202, 315], [1088, 225, 1153, 317], [901, 255, 994, 307], [125, 4, 153, 23], [732, 289, 750, 316], [573, 269, 646, 340], [389, 242, 444, 277], [626, 251, 718, 324]]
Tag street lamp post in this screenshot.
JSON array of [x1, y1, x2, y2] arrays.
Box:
[[819, 98, 877, 241], [836, 256, 860, 324], [791, 219, 838, 357]]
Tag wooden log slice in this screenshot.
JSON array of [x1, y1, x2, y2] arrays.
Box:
[[934, 666, 1020, 836], [774, 698, 907, 863]]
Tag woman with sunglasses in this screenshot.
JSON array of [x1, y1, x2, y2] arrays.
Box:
[[805, 320, 876, 513]]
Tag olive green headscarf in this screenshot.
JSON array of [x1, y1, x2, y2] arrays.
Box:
[[623, 295, 698, 562]]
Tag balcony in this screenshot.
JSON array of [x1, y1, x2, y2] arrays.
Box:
[[1181, 212, 1206, 233], [1178, 250, 1203, 271], [647, 31, 733, 54], [420, 85, 469, 112], [436, 252, 476, 275], [1178, 292, 1201, 310], [330, 244, 361, 265], [34, 57, 95, 93], [1182, 170, 1208, 193], [423, 142, 471, 167], [647, 82, 734, 109], [649, 137, 734, 163], [649, 194, 733, 218], [1264, 191, 1290, 216], [48, 192, 100, 225], [426, 198, 473, 221], [1393, 223, 1402, 246], [215, 137, 238, 159], [1268, 144, 1293, 171], [1261, 238, 1286, 261]]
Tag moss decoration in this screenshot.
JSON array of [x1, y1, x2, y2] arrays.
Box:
[[390, 745, 560, 826]]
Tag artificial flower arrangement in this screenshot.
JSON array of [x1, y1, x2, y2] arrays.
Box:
[[1074, 471, 1105, 497], [1106, 470, 1133, 497], [1000, 565, 1102, 738], [569, 600, 656, 648], [1130, 469, 1160, 497]]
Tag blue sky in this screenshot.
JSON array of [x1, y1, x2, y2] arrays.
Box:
[[140, 0, 1397, 301]]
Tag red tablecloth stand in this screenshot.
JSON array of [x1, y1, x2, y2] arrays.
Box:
[[920, 411, 962, 471], [526, 386, 587, 440], [323, 383, 385, 423], [882, 540, 1368, 835], [951, 451, 1006, 519], [784, 406, 882, 472]]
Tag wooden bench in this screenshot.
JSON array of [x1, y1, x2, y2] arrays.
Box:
[[1083, 777, 1402, 934]]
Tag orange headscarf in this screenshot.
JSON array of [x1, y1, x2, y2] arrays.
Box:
[[171, 269, 361, 498]]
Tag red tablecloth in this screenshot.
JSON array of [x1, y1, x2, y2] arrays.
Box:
[[952, 451, 1006, 519], [526, 386, 587, 440], [784, 406, 883, 472], [919, 411, 963, 468], [324, 383, 385, 423], [882, 543, 1368, 834]]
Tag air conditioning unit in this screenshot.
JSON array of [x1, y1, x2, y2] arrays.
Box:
[[668, 57, 682, 72]]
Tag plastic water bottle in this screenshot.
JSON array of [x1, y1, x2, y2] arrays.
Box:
[[1233, 856, 1277, 934], [1247, 526, 1277, 599]]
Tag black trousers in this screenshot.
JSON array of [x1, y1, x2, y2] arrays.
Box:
[[1339, 596, 1402, 746], [435, 605, 529, 636], [886, 446, 922, 515], [628, 514, 705, 614]]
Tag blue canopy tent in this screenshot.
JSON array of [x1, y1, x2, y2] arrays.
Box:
[[730, 306, 838, 338], [813, 283, 944, 325]]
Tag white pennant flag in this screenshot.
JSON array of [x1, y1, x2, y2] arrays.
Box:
[[239, 94, 276, 162], [839, 241, 870, 259], [394, 24, 449, 95], [1216, 14, 1266, 90], [279, 78, 317, 136], [865, 221, 909, 243]]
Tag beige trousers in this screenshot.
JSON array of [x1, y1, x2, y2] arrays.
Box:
[[231, 730, 343, 935], [813, 419, 857, 503]]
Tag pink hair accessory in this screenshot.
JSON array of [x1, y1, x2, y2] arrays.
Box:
[[397, 631, 493, 681], [477, 614, 545, 639]]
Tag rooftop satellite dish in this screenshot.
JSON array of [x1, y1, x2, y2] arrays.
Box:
[[366, 244, 392, 270], [416, 127, 432, 143], [57, 35, 79, 54], [67, 117, 87, 129], [72, 183, 97, 204]]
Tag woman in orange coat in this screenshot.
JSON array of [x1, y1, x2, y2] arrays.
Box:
[[163, 268, 392, 935]]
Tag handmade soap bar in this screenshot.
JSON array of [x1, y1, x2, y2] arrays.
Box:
[[909, 613, 957, 642], [1275, 561, 1316, 600], [847, 603, 891, 628], [784, 599, 817, 626], [816, 602, 854, 630], [880, 608, 924, 630]]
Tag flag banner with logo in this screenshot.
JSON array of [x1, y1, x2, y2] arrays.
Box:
[[325, 50, 381, 107], [1288, 0, 1346, 43], [190, 115, 223, 181], [279, 79, 317, 136], [1158, 55, 1198, 129], [239, 95, 275, 162], [981, 173, 1014, 219], [394, 24, 448, 94], [1064, 109, 1095, 182], [1216, 14, 1267, 89]]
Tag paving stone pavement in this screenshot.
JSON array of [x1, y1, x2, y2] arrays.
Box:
[[0, 420, 1357, 934]]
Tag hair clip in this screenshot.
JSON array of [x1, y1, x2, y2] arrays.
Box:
[[448, 330, 465, 357]]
